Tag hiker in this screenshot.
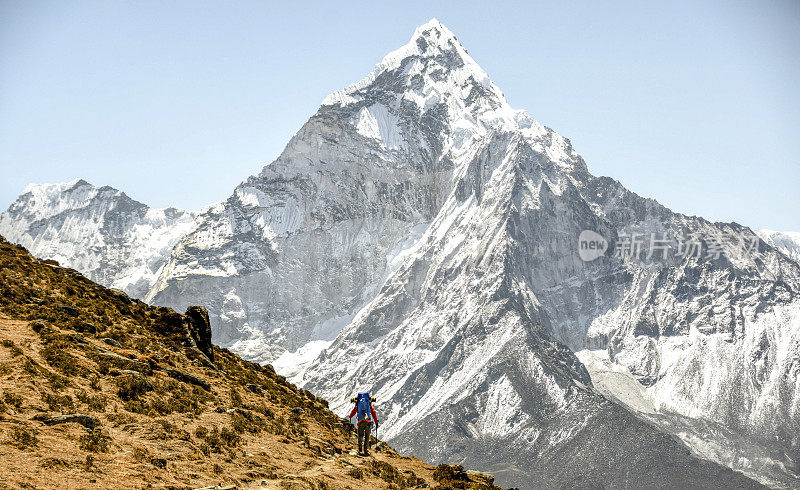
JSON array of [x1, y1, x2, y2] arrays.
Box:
[[349, 391, 378, 456]]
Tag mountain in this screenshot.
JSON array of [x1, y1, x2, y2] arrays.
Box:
[[0, 234, 501, 489], [0, 179, 197, 300], [295, 19, 798, 488], [758, 229, 800, 263], [1, 18, 797, 489]]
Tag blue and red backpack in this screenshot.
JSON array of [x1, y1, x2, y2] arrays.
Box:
[[356, 392, 372, 421]]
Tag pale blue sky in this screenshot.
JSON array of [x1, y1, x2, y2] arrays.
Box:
[[1, 1, 798, 230]]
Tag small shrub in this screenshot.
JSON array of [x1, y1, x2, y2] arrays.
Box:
[[198, 442, 211, 456], [41, 345, 87, 377], [94, 357, 113, 376], [144, 378, 210, 416], [105, 412, 136, 426], [1, 339, 22, 357], [253, 404, 275, 419], [8, 426, 38, 449], [154, 419, 190, 441], [270, 415, 287, 436], [200, 426, 241, 452], [76, 390, 107, 412], [116, 372, 151, 401], [195, 426, 208, 439], [22, 357, 39, 375], [230, 387, 243, 407], [219, 426, 241, 448], [132, 337, 151, 353], [148, 396, 173, 415], [3, 392, 23, 410], [133, 446, 150, 462], [348, 467, 364, 479], [287, 412, 307, 436], [46, 370, 71, 391], [202, 428, 222, 453], [230, 409, 266, 434], [40, 458, 71, 469], [79, 429, 111, 453], [123, 399, 148, 414], [41, 391, 74, 412]]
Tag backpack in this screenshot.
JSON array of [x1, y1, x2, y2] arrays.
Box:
[[356, 392, 372, 422]]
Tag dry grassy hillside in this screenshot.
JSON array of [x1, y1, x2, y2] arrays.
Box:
[[0, 235, 501, 490]]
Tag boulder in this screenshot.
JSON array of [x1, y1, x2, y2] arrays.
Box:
[[74, 323, 97, 334], [164, 367, 211, 392], [59, 306, 79, 317], [101, 337, 122, 348], [33, 413, 99, 430], [30, 320, 46, 333], [108, 288, 132, 304], [184, 306, 214, 363]]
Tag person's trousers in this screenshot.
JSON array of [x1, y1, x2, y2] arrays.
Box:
[[357, 420, 372, 453]]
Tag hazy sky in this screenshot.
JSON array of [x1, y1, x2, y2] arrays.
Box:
[[1, 1, 798, 230]]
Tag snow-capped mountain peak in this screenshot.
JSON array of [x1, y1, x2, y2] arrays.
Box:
[[16, 179, 122, 222], [0, 179, 197, 299], [321, 19, 587, 178], [758, 228, 800, 262], [322, 19, 513, 122], [322, 18, 491, 106], [412, 18, 457, 44], [22, 177, 84, 195]]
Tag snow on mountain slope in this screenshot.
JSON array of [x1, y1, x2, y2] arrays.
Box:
[[759, 229, 800, 263], [0, 179, 197, 299], [144, 18, 578, 363], [578, 344, 800, 488], [301, 122, 766, 488], [296, 20, 798, 488]]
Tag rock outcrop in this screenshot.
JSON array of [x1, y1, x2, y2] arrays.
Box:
[[184, 305, 214, 363]]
